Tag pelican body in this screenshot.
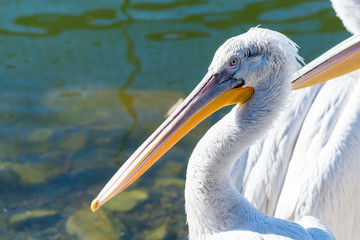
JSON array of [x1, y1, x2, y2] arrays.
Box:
[[230, 1, 360, 239], [91, 26, 360, 239], [183, 28, 332, 239]]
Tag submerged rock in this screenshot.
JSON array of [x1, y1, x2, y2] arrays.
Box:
[[60, 132, 86, 151], [27, 128, 54, 142], [144, 223, 167, 240], [44, 88, 183, 131], [103, 189, 148, 212], [156, 161, 184, 177], [9, 209, 57, 224], [66, 209, 121, 240], [5, 162, 63, 184], [154, 177, 185, 188]]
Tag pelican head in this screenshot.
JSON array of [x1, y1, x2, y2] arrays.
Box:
[[91, 27, 360, 211], [209, 28, 302, 91]]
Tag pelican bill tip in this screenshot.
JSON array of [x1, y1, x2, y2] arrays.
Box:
[[91, 199, 100, 212]]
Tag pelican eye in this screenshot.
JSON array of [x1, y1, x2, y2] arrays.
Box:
[[229, 58, 239, 68]]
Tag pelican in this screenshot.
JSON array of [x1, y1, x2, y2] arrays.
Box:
[[91, 27, 360, 239], [230, 1, 360, 239]]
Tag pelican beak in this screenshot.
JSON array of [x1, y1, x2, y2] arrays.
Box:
[[91, 72, 254, 211], [292, 34, 360, 90]]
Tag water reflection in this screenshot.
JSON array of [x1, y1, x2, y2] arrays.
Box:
[[0, 0, 350, 239], [115, 0, 142, 164], [115, 90, 138, 165], [146, 31, 210, 41]]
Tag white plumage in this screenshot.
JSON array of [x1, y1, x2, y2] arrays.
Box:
[[231, 1, 360, 239], [332, 0, 360, 34]]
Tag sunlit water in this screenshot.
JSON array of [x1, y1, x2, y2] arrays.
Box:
[[0, 0, 350, 239]]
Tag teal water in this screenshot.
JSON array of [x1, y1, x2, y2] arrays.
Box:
[[0, 0, 350, 239]]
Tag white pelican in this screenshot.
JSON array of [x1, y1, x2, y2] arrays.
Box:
[[91, 27, 360, 239], [231, 1, 360, 239]]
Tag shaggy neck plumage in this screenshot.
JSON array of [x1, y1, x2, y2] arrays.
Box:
[[185, 74, 290, 239]]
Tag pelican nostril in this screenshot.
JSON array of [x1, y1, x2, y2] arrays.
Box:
[[232, 78, 245, 88]]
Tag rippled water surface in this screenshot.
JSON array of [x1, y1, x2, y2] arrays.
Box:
[[0, 0, 350, 239]]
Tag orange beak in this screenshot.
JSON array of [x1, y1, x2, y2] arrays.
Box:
[[91, 72, 254, 211], [292, 34, 360, 90]]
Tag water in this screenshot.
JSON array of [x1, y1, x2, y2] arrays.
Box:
[[0, 0, 350, 239]]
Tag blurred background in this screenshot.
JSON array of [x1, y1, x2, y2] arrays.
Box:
[[0, 0, 350, 239]]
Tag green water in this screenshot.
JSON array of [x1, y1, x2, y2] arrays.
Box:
[[0, 0, 350, 239]]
